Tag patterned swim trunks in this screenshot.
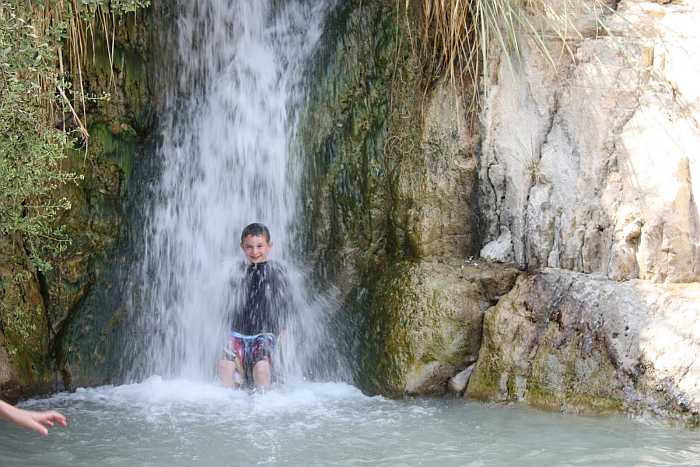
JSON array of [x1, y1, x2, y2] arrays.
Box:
[[225, 331, 276, 379]]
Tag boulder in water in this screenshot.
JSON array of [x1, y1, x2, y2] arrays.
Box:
[[349, 259, 518, 397]]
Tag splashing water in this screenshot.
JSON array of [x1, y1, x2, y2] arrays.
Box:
[[6, 380, 700, 466], [128, 0, 338, 383]]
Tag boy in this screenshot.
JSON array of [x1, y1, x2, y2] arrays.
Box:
[[218, 223, 292, 390]]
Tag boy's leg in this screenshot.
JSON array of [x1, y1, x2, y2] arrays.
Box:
[[218, 359, 242, 388], [218, 359, 235, 387], [251, 334, 275, 390], [220, 334, 245, 388], [252, 358, 272, 390]]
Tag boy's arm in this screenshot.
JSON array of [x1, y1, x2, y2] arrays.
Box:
[[278, 278, 292, 332], [227, 269, 246, 332], [273, 263, 294, 336], [0, 400, 68, 436]]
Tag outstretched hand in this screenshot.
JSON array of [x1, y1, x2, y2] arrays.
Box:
[[0, 400, 68, 436], [18, 409, 68, 437]]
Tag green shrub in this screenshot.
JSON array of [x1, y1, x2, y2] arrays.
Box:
[[0, 2, 77, 271], [0, 0, 149, 271]]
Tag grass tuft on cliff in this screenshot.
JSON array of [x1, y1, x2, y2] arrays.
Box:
[[417, 0, 614, 89]]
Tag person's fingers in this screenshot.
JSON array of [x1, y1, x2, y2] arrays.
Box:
[[47, 411, 67, 427], [25, 419, 49, 437], [31, 410, 68, 429], [54, 412, 68, 427]]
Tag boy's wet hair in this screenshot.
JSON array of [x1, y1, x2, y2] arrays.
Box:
[[240, 223, 271, 243]]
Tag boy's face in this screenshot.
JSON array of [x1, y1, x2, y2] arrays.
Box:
[[240, 234, 272, 264]]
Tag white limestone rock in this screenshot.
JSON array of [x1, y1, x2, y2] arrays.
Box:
[[478, 0, 700, 283], [480, 230, 514, 263], [448, 364, 475, 394], [467, 269, 700, 424]]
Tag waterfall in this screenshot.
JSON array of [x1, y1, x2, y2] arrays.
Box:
[[128, 0, 337, 383]]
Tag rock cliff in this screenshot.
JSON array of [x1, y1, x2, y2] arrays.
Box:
[[467, 269, 700, 425], [471, 0, 700, 423], [301, 0, 498, 395], [479, 0, 700, 283], [302, 0, 700, 424], [0, 9, 156, 398]]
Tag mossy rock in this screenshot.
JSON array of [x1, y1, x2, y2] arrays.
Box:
[[300, 1, 437, 281], [82, 10, 154, 132], [0, 238, 54, 398], [44, 120, 135, 332], [348, 259, 518, 397], [467, 271, 632, 415], [298, 1, 483, 398], [0, 3, 154, 398], [526, 330, 624, 414]]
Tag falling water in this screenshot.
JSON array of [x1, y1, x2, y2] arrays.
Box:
[[129, 0, 336, 383]]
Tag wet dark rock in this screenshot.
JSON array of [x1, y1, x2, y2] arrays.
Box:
[[299, 1, 497, 397]]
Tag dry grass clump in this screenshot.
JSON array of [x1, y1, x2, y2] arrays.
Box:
[[416, 0, 614, 89], [8, 0, 148, 143]]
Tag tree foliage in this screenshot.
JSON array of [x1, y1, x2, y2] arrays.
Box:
[[0, 0, 149, 271], [1, 2, 76, 271]]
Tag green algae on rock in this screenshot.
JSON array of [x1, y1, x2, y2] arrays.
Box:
[[0, 238, 52, 400], [299, 0, 489, 396], [51, 9, 156, 390], [348, 259, 518, 396]]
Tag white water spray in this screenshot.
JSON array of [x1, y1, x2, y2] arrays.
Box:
[[130, 0, 336, 383]]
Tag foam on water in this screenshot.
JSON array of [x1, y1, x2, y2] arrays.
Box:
[[24, 378, 367, 421]]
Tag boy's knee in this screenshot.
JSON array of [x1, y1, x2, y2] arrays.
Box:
[[254, 358, 271, 372], [252, 358, 272, 389], [253, 358, 272, 379], [219, 359, 243, 388], [218, 359, 235, 371]]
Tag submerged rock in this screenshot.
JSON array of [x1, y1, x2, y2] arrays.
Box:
[[467, 269, 700, 425]]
